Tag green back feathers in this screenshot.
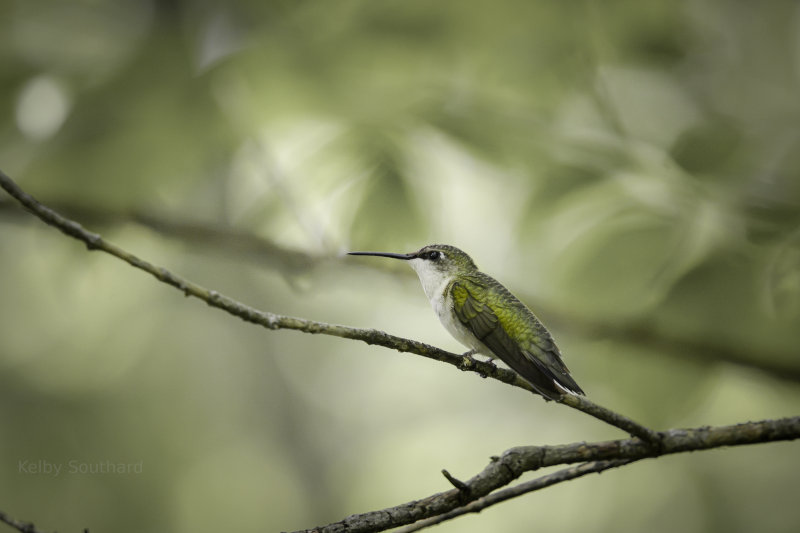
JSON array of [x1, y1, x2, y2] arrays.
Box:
[[450, 271, 584, 399]]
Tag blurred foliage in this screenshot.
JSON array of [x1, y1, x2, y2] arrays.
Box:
[[1, 1, 800, 532]]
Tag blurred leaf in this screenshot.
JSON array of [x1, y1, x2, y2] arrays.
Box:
[[348, 130, 423, 249], [671, 119, 744, 176]]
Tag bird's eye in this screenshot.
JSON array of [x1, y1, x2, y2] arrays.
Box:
[[427, 251, 441, 260]]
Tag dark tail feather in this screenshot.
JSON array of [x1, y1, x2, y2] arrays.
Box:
[[555, 371, 585, 396], [519, 351, 585, 400]]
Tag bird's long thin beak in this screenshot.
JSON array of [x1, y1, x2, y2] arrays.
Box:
[[348, 251, 416, 260]]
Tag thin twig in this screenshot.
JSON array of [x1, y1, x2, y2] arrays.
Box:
[[0, 169, 659, 442], [559, 393, 663, 444], [396, 459, 633, 533]]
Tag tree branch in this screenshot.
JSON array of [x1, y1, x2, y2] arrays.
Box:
[[295, 416, 800, 533], [0, 169, 660, 442]]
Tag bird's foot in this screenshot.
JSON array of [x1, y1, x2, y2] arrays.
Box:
[[459, 350, 496, 378], [458, 350, 481, 373]]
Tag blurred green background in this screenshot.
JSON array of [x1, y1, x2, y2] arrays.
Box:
[[2, 1, 800, 532]]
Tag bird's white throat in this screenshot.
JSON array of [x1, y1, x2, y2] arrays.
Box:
[[407, 257, 453, 308]]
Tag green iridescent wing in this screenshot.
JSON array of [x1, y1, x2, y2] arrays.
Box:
[[450, 276, 583, 399]]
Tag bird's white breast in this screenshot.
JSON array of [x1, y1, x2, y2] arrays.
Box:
[[407, 258, 490, 356]]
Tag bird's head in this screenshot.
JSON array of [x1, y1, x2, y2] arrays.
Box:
[[348, 244, 478, 296]]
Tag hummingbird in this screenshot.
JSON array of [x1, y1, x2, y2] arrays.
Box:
[[348, 244, 584, 400]]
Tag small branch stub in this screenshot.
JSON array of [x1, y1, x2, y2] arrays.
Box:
[[441, 469, 470, 494]]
